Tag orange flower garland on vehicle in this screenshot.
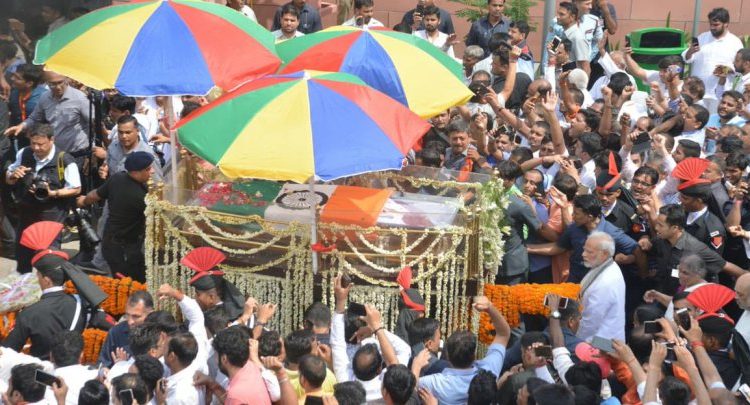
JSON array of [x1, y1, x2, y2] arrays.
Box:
[[478, 283, 581, 344], [81, 328, 108, 364], [0, 312, 16, 340], [65, 276, 146, 317]]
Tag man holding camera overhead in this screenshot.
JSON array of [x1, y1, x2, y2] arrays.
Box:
[[5, 123, 81, 274]]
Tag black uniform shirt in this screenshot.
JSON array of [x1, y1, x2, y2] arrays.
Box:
[[2, 289, 86, 359]]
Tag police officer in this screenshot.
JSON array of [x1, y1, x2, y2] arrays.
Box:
[[1, 221, 107, 359], [678, 179, 727, 255], [595, 153, 645, 241], [5, 123, 81, 273], [650, 205, 745, 295], [181, 246, 246, 321]]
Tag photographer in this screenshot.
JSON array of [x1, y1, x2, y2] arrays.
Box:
[[5, 123, 81, 273], [76, 152, 154, 282]]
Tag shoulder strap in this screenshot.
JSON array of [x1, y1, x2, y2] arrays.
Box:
[[56, 151, 65, 183], [70, 294, 82, 331]]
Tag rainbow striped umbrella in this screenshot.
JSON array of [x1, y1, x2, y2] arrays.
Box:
[[276, 26, 472, 119], [175, 70, 431, 182], [34, 0, 280, 96]]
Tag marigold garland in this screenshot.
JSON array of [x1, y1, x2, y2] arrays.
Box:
[[65, 275, 147, 317], [81, 328, 108, 364], [0, 312, 16, 340], [478, 283, 581, 344]]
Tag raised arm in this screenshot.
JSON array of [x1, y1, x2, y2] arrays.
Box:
[[623, 47, 649, 82], [541, 92, 567, 155]]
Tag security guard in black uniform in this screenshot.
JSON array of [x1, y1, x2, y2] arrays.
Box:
[[181, 246, 246, 321], [679, 179, 727, 256], [1, 221, 107, 359], [595, 152, 646, 242], [5, 123, 81, 273]]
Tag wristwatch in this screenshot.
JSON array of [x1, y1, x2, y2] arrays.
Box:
[[551, 310, 561, 320]]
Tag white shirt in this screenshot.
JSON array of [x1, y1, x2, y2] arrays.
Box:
[[272, 29, 304, 43], [674, 129, 706, 150], [342, 17, 384, 28], [413, 30, 455, 58], [53, 364, 97, 405], [735, 310, 750, 347], [717, 71, 750, 98], [681, 31, 743, 100], [580, 159, 597, 191], [578, 260, 626, 341], [107, 358, 135, 383], [239, 5, 257, 22], [686, 206, 709, 225], [589, 52, 638, 100], [564, 23, 590, 63], [7, 144, 81, 189], [166, 363, 205, 405], [330, 313, 411, 403]]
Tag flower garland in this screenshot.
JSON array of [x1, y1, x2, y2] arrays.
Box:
[[0, 312, 16, 340], [81, 328, 108, 364], [478, 283, 581, 344], [65, 276, 147, 317]]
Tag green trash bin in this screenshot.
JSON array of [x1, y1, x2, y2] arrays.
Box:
[[626, 27, 688, 92]]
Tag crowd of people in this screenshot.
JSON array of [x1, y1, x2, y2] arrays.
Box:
[[4, 0, 750, 404]]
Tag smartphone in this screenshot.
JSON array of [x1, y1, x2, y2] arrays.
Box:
[[543, 294, 569, 309], [550, 36, 562, 52], [644, 321, 663, 334], [415, 4, 425, 16], [739, 383, 750, 402], [348, 302, 367, 317], [538, 87, 550, 99], [571, 159, 583, 170], [691, 37, 699, 47], [119, 389, 135, 405], [468, 82, 489, 97], [634, 131, 651, 146], [675, 308, 691, 331], [159, 379, 167, 393], [591, 336, 614, 353], [668, 65, 683, 75], [534, 345, 553, 358], [625, 35, 631, 48], [34, 369, 61, 387]]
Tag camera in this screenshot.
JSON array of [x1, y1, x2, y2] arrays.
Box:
[[66, 208, 101, 245], [30, 174, 51, 201]]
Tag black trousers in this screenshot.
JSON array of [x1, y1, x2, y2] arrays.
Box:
[[16, 206, 67, 273], [102, 235, 145, 282]]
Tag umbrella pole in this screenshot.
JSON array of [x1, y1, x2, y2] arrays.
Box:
[[166, 97, 178, 198], [310, 177, 319, 275]]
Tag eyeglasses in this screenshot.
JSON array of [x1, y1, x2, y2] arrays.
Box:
[[631, 178, 654, 187]]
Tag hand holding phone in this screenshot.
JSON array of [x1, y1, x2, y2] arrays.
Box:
[[675, 308, 691, 331], [591, 336, 614, 353], [534, 345, 553, 358], [550, 36, 562, 52], [34, 369, 61, 387], [644, 321, 663, 334]]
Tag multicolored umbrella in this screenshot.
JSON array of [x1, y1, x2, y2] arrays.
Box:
[[34, 0, 280, 96], [276, 26, 472, 119], [175, 70, 431, 182]]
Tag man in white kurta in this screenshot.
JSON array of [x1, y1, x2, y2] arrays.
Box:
[[577, 231, 626, 342], [681, 8, 743, 113]]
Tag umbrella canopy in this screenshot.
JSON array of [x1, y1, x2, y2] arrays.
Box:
[[276, 26, 472, 119], [34, 0, 280, 96], [175, 70, 431, 182]]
